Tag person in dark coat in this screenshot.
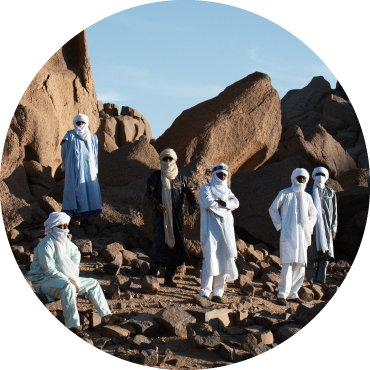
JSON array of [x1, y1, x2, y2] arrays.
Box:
[[305, 167, 337, 284], [146, 148, 197, 287]]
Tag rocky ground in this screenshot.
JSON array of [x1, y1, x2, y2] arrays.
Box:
[[11, 220, 349, 369]]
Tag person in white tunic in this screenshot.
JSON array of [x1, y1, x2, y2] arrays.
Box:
[[269, 168, 318, 306], [28, 212, 111, 334], [198, 163, 239, 303]]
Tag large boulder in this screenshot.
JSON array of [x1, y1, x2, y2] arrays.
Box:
[[98, 136, 159, 187], [23, 160, 54, 190], [279, 125, 357, 179], [0, 181, 32, 232], [0, 123, 23, 181], [99, 106, 152, 148], [335, 187, 370, 257], [10, 30, 100, 176], [154, 72, 281, 175], [281, 76, 331, 114], [338, 169, 368, 190], [232, 155, 313, 249], [323, 94, 360, 129], [117, 106, 152, 145]]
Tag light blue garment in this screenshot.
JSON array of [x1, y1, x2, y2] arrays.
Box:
[[28, 235, 111, 328], [61, 130, 102, 219]]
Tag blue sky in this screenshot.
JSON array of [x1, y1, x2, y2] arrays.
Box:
[[87, 0, 337, 138]]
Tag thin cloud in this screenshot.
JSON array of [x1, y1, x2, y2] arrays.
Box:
[[107, 63, 223, 100], [97, 91, 127, 102]]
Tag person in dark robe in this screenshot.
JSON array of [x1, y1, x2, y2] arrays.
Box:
[[146, 148, 197, 287], [305, 167, 337, 284]]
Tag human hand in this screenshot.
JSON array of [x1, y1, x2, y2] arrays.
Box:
[[69, 278, 79, 293], [332, 231, 336, 240], [188, 206, 196, 216], [157, 204, 168, 214], [216, 199, 227, 207]]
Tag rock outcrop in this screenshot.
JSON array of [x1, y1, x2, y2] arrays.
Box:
[[98, 137, 159, 187], [279, 125, 357, 179], [9, 31, 100, 176], [99, 105, 153, 148], [154, 72, 281, 175]]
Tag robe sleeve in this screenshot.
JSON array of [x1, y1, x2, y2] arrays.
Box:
[[199, 185, 228, 218], [269, 191, 285, 231], [38, 239, 69, 280], [61, 139, 69, 171], [225, 190, 239, 211], [331, 192, 338, 233], [183, 176, 197, 209], [92, 134, 99, 174], [68, 240, 81, 266], [307, 194, 318, 231], [147, 172, 161, 207]]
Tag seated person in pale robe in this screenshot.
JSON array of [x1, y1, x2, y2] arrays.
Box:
[[28, 212, 111, 333]]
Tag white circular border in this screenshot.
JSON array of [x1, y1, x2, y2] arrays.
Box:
[[0, 1, 369, 369]]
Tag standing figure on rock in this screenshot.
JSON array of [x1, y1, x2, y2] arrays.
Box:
[[269, 168, 318, 306], [146, 148, 197, 287], [305, 167, 337, 284], [61, 113, 101, 224], [198, 163, 239, 303], [28, 212, 111, 334]]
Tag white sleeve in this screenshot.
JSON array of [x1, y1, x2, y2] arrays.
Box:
[[269, 191, 285, 231]]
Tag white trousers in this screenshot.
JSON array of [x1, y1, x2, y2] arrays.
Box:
[[200, 272, 226, 298], [277, 263, 305, 300], [35, 276, 111, 328]]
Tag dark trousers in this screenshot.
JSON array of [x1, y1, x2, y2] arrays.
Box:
[[148, 263, 177, 282], [306, 258, 330, 283]]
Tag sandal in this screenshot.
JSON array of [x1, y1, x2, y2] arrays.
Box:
[[211, 296, 223, 303], [277, 298, 287, 306]]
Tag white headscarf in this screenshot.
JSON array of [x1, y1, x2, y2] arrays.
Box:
[[210, 163, 230, 202], [159, 149, 179, 248], [291, 168, 312, 245], [73, 114, 97, 180], [44, 212, 80, 286], [312, 167, 329, 253]]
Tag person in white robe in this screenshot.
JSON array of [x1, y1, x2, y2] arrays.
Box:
[[269, 168, 318, 306], [199, 163, 239, 303], [28, 212, 111, 333]]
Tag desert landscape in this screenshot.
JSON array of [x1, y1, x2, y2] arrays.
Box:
[[1, 30, 369, 368]]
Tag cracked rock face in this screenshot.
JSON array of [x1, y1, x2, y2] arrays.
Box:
[[153, 72, 282, 176], [9, 30, 100, 176]]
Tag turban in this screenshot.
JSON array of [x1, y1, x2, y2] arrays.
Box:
[[44, 212, 70, 233], [210, 163, 230, 202], [73, 113, 89, 125], [159, 148, 178, 162], [212, 163, 229, 174], [291, 168, 310, 184], [312, 167, 329, 181]]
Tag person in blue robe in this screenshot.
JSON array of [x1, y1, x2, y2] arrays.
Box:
[[61, 113, 102, 223]]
